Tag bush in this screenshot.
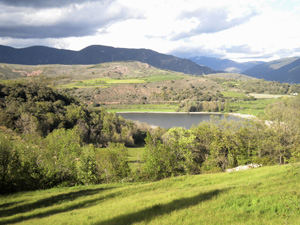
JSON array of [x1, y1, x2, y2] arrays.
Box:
[[95, 143, 130, 183]]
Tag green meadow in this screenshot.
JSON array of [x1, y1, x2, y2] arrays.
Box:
[[221, 91, 247, 98], [61, 78, 147, 88], [0, 164, 299, 225], [230, 99, 280, 117], [61, 74, 185, 89], [105, 99, 279, 117], [142, 74, 185, 82], [128, 147, 145, 170]]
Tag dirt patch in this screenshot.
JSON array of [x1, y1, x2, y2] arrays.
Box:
[[12, 69, 43, 77]]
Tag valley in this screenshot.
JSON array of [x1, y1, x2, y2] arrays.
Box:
[[1, 55, 300, 225], [1, 0, 300, 223], [1, 61, 298, 117]]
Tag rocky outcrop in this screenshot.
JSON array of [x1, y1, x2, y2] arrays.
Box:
[[226, 163, 262, 172]]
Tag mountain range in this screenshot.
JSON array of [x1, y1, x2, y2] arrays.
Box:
[[189, 55, 300, 83], [0, 45, 215, 76], [243, 57, 300, 83], [188, 56, 263, 73], [1, 44, 300, 83]]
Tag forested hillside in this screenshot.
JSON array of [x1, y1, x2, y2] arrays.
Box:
[[0, 80, 145, 146], [0, 81, 147, 193], [1, 81, 300, 194]]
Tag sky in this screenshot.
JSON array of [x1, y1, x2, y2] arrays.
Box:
[[0, 0, 300, 62]]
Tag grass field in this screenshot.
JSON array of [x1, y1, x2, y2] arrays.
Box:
[[0, 164, 299, 225], [61, 78, 146, 88], [60, 74, 186, 89], [142, 74, 185, 83], [221, 91, 247, 98], [230, 99, 280, 117], [105, 98, 276, 116], [128, 147, 145, 170]]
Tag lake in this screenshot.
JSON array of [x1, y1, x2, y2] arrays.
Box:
[[117, 112, 240, 129]]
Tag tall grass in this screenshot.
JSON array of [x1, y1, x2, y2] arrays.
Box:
[[0, 164, 299, 224]]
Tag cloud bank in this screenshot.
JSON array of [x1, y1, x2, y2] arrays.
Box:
[[0, 0, 139, 38], [0, 0, 300, 62]]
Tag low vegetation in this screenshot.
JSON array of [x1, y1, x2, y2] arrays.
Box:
[[0, 164, 299, 225], [229, 98, 280, 116]]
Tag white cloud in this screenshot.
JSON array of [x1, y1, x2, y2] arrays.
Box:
[[0, 0, 300, 62]]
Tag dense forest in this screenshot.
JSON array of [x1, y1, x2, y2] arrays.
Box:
[[0, 80, 146, 146], [0, 81, 147, 193], [1, 80, 300, 193]]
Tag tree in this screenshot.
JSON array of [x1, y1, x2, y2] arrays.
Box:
[[0, 135, 15, 186], [224, 100, 230, 112], [95, 143, 131, 182], [16, 113, 40, 135], [142, 132, 172, 180], [162, 127, 199, 174], [43, 127, 82, 185], [76, 145, 97, 185]]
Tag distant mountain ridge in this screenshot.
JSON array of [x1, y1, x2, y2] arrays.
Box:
[[0, 45, 215, 75], [188, 56, 263, 73], [243, 57, 300, 83]]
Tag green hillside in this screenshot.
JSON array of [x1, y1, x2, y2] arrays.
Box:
[[204, 73, 257, 81], [0, 164, 299, 225]]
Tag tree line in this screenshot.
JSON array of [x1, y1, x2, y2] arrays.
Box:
[[142, 115, 300, 180], [238, 79, 300, 95]]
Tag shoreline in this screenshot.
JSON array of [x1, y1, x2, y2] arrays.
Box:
[[116, 111, 223, 115], [228, 113, 257, 119], [116, 111, 256, 119]]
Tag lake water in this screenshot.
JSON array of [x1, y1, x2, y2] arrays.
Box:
[[117, 112, 240, 129]]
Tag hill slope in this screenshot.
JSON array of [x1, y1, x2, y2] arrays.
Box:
[[243, 57, 300, 83], [204, 73, 257, 81], [188, 56, 262, 73], [0, 164, 299, 224], [0, 45, 215, 75]]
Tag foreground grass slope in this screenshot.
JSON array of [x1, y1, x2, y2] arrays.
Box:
[[1, 165, 299, 225]]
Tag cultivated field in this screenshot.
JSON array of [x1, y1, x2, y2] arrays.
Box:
[[249, 93, 292, 99]]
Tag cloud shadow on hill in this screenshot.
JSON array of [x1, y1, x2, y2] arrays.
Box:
[[94, 188, 227, 225], [0, 187, 116, 225]]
